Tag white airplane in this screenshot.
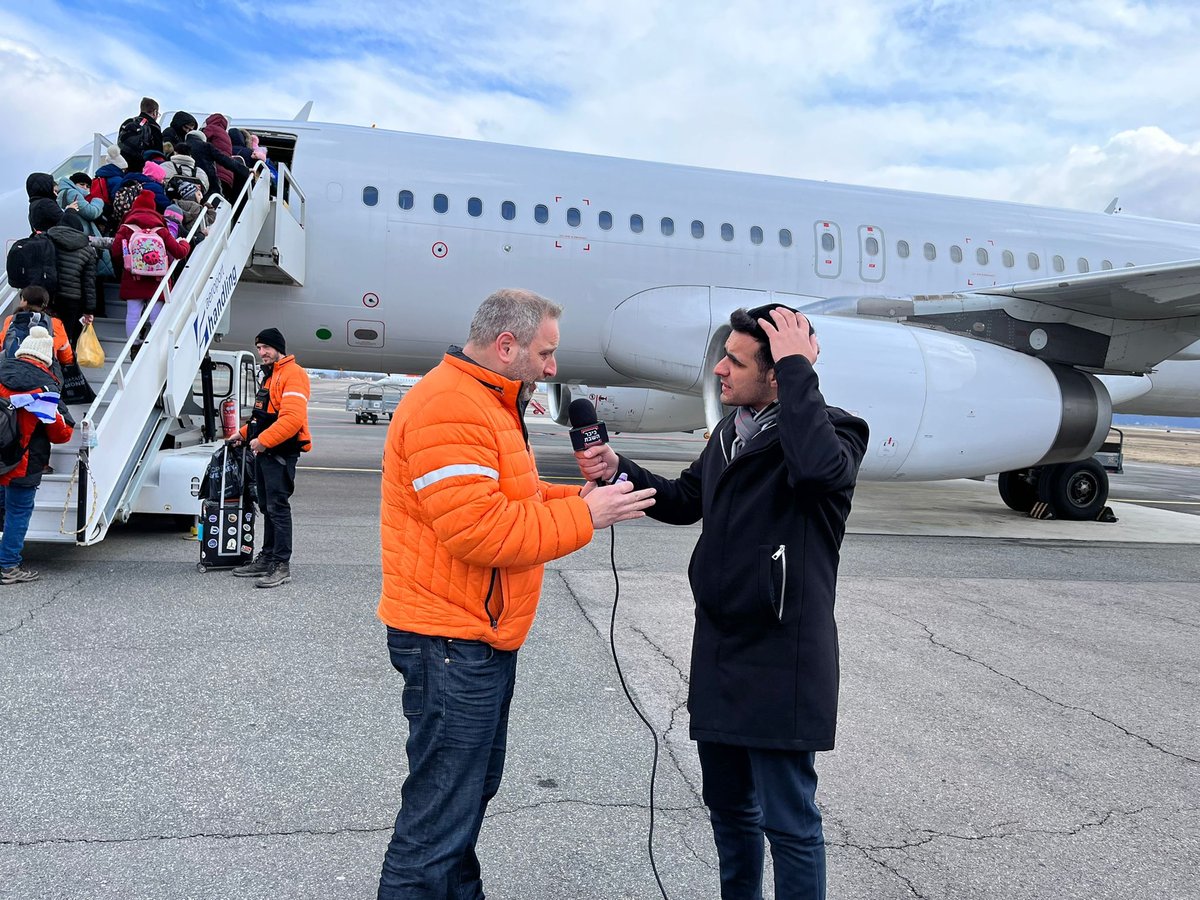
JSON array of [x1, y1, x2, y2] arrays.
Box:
[[7, 112, 1200, 525]]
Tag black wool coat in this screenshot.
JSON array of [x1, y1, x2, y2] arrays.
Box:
[[616, 356, 869, 751]]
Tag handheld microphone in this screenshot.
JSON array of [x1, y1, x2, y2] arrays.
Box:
[[567, 398, 610, 485]]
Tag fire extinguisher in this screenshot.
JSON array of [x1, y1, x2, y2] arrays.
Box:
[[221, 398, 239, 439]]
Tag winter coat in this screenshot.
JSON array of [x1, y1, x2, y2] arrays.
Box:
[[614, 356, 870, 751], [26, 174, 59, 231], [95, 162, 126, 200], [203, 114, 237, 187], [45, 225, 96, 312], [56, 178, 104, 238], [0, 314, 74, 368], [110, 193, 190, 302], [116, 172, 169, 212], [0, 356, 74, 488], [237, 354, 312, 454], [183, 137, 238, 200], [161, 111, 198, 149], [377, 350, 594, 651]]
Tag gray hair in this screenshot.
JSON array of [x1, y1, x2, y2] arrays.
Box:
[[467, 288, 562, 347]]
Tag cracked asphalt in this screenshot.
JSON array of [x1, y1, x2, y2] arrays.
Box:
[[1, 388, 1197, 898]]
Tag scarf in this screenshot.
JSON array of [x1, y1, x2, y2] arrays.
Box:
[[730, 401, 779, 457]]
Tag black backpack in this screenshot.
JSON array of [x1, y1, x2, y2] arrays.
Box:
[[165, 161, 205, 201], [5, 233, 58, 292], [3, 310, 51, 359], [0, 397, 27, 476], [118, 115, 156, 161]]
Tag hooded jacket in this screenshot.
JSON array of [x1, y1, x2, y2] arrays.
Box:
[[0, 356, 74, 488], [377, 351, 594, 651], [95, 162, 126, 201], [111, 192, 190, 301], [56, 177, 105, 238], [26, 175, 60, 232], [45, 224, 96, 312], [161, 111, 198, 149], [160, 152, 210, 196], [614, 356, 869, 751], [203, 114, 237, 187]]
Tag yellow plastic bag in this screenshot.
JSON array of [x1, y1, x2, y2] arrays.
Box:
[[76, 323, 106, 368]]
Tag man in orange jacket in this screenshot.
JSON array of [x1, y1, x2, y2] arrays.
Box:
[[375, 289, 656, 899], [229, 327, 310, 588]]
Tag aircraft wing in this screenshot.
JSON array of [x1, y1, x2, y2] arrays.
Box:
[[976, 258, 1200, 321]]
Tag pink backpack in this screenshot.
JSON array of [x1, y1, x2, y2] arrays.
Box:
[[123, 225, 169, 278]]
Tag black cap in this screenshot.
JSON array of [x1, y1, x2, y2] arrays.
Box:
[[255, 327, 286, 355]]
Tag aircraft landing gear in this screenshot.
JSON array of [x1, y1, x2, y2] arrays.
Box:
[[998, 459, 1110, 520]]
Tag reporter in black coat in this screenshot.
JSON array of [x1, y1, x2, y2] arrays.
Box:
[[576, 304, 868, 900]]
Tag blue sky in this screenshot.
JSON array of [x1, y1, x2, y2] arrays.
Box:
[[4, 0, 1200, 221]]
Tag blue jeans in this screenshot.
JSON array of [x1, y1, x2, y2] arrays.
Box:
[[378, 628, 519, 900], [697, 741, 826, 900], [0, 484, 38, 568]]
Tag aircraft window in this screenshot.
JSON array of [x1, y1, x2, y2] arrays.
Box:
[[661, 217, 675, 236], [722, 223, 734, 241], [1002, 250, 1015, 267], [864, 236, 878, 255], [434, 193, 448, 214], [950, 245, 963, 263], [398, 190, 414, 210], [1101, 259, 1113, 270], [501, 200, 516, 220], [897, 240, 910, 258], [1028, 252, 1040, 270], [599, 210, 613, 230], [567, 207, 581, 227], [751, 226, 764, 245], [535, 204, 549, 224], [820, 233, 835, 252], [1053, 255, 1065, 272], [468, 197, 483, 217], [362, 186, 379, 207], [630, 214, 644, 233], [1077, 257, 1090, 273], [692, 220, 704, 239], [924, 242, 936, 261], [779, 229, 793, 248], [976, 248, 989, 265]]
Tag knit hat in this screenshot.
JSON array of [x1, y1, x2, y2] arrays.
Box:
[[104, 144, 128, 168], [16, 326, 54, 367], [255, 327, 286, 355], [175, 181, 199, 201], [186, 129, 207, 143], [29, 198, 62, 232], [164, 204, 184, 224], [142, 160, 166, 183], [143, 149, 166, 163]]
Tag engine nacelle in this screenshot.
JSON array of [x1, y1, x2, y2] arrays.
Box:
[[546, 383, 706, 433], [600, 286, 1111, 480]]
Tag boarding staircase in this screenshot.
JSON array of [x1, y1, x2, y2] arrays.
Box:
[[0, 136, 307, 544]]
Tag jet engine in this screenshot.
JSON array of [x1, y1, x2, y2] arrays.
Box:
[[546, 384, 706, 433]]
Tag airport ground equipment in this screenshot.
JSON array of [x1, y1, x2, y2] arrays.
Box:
[[346, 381, 401, 424], [0, 134, 307, 544]]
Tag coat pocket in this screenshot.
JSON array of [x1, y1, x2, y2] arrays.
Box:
[[758, 543, 787, 623]]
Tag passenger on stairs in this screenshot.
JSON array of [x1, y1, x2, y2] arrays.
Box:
[[57, 174, 104, 239], [92, 145, 129, 236], [202, 113, 249, 200], [0, 326, 74, 586], [161, 143, 210, 201], [44, 210, 96, 350], [161, 111, 199, 153], [0, 288, 75, 376], [26, 173, 63, 233], [182, 131, 221, 202], [115, 157, 171, 212], [110, 192, 190, 353]]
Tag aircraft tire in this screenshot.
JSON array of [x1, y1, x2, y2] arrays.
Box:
[[1037, 459, 1109, 520], [997, 469, 1038, 512]]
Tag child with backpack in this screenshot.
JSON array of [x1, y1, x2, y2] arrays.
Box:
[[111, 192, 190, 354], [0, 325, 74, 584], [0, 287, 74, 376]]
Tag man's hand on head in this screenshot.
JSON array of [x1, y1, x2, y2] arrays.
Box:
[[758, 307, 819, 365]]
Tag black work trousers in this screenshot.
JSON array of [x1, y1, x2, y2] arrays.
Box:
[[255, 452, 298, 563]]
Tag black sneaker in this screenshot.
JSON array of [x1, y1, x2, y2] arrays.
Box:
[[1, 565, 39, 585], [232, 554, 271, 578], [256, 562, 291, 589]]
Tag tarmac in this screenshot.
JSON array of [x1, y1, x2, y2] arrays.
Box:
[[1, 379, 1197, 899]]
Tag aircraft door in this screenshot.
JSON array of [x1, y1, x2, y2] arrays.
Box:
[[858, 225, 885, 283], [814, 221, 842, 279]]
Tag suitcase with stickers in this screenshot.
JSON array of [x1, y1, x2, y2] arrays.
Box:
[[196, 445, 256, 572]]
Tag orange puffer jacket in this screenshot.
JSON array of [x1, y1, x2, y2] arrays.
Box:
[[378, 351, 593, 650]]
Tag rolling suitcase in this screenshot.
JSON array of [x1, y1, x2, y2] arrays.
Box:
[[197, 444, 256, 572]]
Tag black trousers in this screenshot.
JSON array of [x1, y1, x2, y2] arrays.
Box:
[[255, 453, 298, 563]]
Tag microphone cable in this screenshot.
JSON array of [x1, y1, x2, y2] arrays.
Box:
[[606, 522, 671, 900]]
